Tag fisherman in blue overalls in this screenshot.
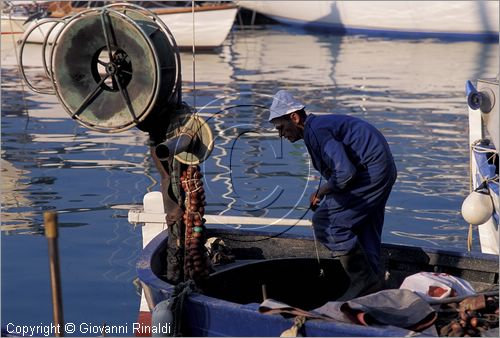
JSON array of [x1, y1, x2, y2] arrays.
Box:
[[269, 90, 397, 301]]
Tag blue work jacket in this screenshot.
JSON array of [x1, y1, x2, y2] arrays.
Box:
[[304, 114, 395, 197]]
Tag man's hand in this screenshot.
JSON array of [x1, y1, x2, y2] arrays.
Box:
[[310, 191, 322, 211], [309, 184, 331, 211]]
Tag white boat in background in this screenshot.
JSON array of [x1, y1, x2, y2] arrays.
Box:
[[153, 4, 237, 48], [1, 15, 26, 34], [1, 1, 47, 34], [463, 77, 499, 255], [238, 0, 499, 40], [14, 2, 237, 48]]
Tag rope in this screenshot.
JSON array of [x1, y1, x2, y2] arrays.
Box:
[[311, 220, 325, 277], [169, 280, 197, 336], [472, 143, 498, 153], [467, 143, 474, 252], [191, 0, 196, 113]]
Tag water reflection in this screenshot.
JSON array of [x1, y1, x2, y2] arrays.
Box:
[[0, 158, 36, 233], [1, 55, 152, 235]]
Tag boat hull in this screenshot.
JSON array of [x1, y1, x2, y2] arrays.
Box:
[[155, 6, 237, 49], [137, 228, 498, 336], [19, 5, 237, 48], [239, 1, 499, 40], [1, 16, 25, 34]]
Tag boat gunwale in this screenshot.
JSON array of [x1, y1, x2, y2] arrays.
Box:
[[136, 230, 446, 336], [137, 228, 498, 336], [46, 3, 238, 18]]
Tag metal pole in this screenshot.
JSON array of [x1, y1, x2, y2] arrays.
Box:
[[44, 211, 65, 337], [261, 284, 268, 301], [155, 133, 193, 161]]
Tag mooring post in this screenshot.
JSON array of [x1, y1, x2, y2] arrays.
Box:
[[44, 211, 65, 337]]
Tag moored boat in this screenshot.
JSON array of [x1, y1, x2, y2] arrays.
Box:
[[1, 1, 48, 34], [12, 2, 237, 48], [1, 15, 25, 34], [129, 191, 499, 336], [238, 1, 499, 40]]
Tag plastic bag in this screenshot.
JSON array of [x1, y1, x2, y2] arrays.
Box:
[[399, 272, 476, 302]]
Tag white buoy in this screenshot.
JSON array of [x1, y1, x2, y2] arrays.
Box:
[[461, 190, 494, 225]]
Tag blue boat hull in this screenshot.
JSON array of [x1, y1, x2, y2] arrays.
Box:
[[137, 229, 498, 336]]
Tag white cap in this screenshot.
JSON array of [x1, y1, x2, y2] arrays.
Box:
[[268, 90, 305, 122]]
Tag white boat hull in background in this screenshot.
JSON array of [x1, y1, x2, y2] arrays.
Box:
[[19, 5, 237, 48], [156, 6, 237, 48], [239, 1, 499, 39], [1, 15, 26, 34]]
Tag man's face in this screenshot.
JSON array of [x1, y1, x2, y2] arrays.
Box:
[[272, 115, 303, 143]]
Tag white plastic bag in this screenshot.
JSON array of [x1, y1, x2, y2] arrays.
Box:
[[399, 272, 476, 302]]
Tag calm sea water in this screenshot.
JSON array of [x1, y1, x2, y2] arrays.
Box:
[[1, 25, 498, 334]]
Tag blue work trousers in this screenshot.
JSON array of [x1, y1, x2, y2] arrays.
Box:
[[312, 163, 397, 274]]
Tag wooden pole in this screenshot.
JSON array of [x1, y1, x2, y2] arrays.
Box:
[[44, 211, 64, 337]]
